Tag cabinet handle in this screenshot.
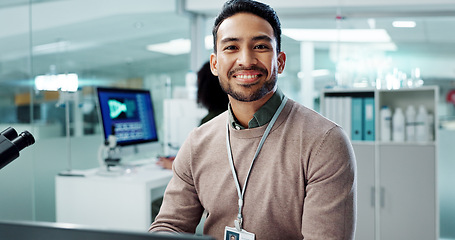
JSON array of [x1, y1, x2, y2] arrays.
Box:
[[380, 187, 385, 208], [370, 187, 375, 207]]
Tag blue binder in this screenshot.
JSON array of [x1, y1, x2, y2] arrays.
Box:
[[351, 98, 364, 141], [363, 97, 375, 141]]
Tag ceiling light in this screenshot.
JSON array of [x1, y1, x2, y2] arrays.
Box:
[[147, 36, 213, 55], [33, 41, 70, 53], [392, 21, 416, 28], [330, 42, 398, 52], [35, 73, 78, 92], [282, 29, 392, 43], [146, 38, 190, 55]]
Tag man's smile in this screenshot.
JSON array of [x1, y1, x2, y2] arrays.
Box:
[[233, 72, 262, 84], [229, 67, 267, 84]]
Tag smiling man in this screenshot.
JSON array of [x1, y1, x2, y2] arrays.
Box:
[[211, 11, 286, 128], [149, 1, 357, 239]]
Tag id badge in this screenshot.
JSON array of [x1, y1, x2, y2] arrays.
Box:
[[224, 226, 255, 240]]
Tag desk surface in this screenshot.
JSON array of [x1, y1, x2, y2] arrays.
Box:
[[58, 162, 173, 184], [56, 163, 173, 231]]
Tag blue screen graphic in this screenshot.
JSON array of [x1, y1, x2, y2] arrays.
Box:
[[97, 87, 158, 146]]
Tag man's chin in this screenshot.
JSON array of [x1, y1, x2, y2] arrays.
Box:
[[229, 88, 273, 102]]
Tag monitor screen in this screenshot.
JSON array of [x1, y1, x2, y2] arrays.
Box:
[[96, 87, 158, 146]]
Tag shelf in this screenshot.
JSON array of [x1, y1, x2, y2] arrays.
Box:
[[322, 86, 438, 143], [351, 141, 375, 146], [322, 86, 438, 240], [377, 86, 438, 93], [377, 141, 436, 146]]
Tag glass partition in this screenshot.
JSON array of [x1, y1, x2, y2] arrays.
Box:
[[0, 0, 35, 221], [0, 0, 192, 223]]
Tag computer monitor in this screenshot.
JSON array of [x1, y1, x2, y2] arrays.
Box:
[[96, 87, 158, 147], [0, 220, 215, 240]]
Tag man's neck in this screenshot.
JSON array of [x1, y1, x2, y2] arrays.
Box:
[[229, 91, 275, 128]]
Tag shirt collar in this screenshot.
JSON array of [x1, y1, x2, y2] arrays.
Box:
[[228, 88, 285, 130]]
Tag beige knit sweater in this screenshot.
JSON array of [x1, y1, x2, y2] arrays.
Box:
[[150, 99, 357, 240]]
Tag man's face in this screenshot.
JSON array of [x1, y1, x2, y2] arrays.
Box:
[[210, 13, 286, 102]]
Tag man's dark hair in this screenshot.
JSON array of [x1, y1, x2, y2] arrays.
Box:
[[197, 61, 229, 111], [212, 0, 282, 54]]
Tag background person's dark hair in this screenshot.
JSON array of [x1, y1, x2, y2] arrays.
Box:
[[197, 61, 229, 111], [212, 0, 282, 54]]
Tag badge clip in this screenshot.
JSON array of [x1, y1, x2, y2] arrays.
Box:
[[234, 217, 242, 231]]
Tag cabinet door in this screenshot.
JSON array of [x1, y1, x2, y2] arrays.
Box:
[[379, 144, 436, 240], [353, 143, 375, 240]]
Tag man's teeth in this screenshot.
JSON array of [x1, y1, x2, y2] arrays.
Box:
[[236, 75, 258, 79]]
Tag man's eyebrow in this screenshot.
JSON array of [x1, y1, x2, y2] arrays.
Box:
[[220, 37, 240, 44], [219, 35, 273, 44], [252, 35, 273, 42]]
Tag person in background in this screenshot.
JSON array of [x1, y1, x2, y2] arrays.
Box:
[[153, 61, 229, 219], [155, 61, 229, 170], [197, 61, 230, 125], [150, 0, 357, 239], [155, 155, 175, 170]]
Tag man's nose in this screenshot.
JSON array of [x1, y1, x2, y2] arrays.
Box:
[[237, 49, 257, 67]]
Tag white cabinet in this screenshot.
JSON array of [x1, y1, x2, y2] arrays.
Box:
[[321, 86, 438, 240], [352, 143, 375, 240], [378, 144, 436, 240]]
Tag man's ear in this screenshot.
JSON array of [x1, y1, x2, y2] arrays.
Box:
[[277, 51, 286, 74], [210, 53, 218, 76]]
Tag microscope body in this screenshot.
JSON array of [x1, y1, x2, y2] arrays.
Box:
[[104, 134, 121, 167]]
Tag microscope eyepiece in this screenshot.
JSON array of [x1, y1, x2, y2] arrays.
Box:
[[12, 131, 35, 152], [0, 127, 18, 141], [0, 127, 35, 170]]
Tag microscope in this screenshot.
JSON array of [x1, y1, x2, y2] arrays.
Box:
[[103, 129, 121, 168], [0, 127, 35, 170], [96, 126, 123, 175]]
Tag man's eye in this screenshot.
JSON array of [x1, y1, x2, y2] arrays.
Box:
[[254, 44, 269, 50], [224, 45, 237, 51]]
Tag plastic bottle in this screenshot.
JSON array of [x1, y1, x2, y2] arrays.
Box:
[[405, 105, 416, 142], [392, 107, 405, 142], [415, 105, 428, 142], [380, 106, 392, 142]]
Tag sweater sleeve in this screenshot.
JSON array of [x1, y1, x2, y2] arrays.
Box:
[[149, 132, 204, 233], [301, 126, 357, 239]]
